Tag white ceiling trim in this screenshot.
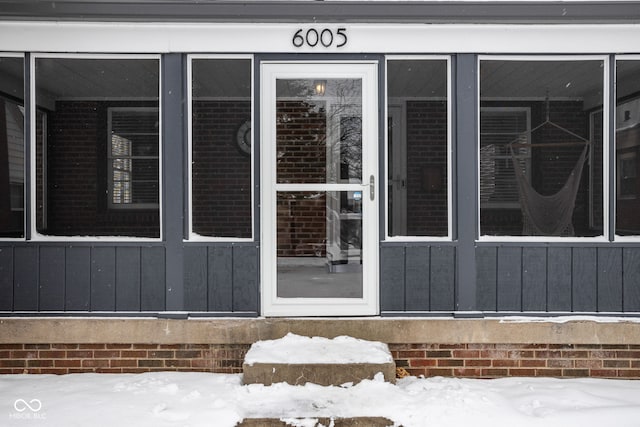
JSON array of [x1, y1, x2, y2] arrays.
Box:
[[2, 22, 640, 54]]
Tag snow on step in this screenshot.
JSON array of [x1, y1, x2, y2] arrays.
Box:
[[242, 333, 396, 386]]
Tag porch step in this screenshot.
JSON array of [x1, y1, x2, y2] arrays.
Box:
[[237, 417, 395, 426], [242, 333, 396, 386]]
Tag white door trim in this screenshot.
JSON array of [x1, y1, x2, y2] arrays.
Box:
[[260, 61, 379, 317]]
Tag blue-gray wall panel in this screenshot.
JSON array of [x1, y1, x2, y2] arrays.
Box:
[[39, 246, 65, 311], [184, 246, 207, 311], [497, 247, 522, 311], [476, 246, 497, 311], [405, 246, 430, 311], [141, 246, 165, 311], [623, 248, 640, 312], [0, 247, 13, 311], [210, 246, 233, 312], [232, 245, 258, 312], [522, 247, 547, 311], [547, 247, 572, 311], [116, 247, 141, 311], [430, 246, 455, 311], [572, 247, 597, 312], [65, 247, 90, 310], [380, 246, 405, 311], [91, 247, 116, 311], [598, 247, 623, 312], [13, 246, 37, 311]]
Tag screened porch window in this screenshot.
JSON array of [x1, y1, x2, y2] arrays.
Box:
[[479, 58, 604, 238], [35, 56, 160, 238], [108, 107, 159, 209], [0, 56, 24, 238]]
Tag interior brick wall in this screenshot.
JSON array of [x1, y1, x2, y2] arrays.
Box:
[[2, 342, 638, 379], [405, 100, 449, 236], [40, 101, 160, 237], [191, 100, 252, 238], [276, 100, 328, 257]]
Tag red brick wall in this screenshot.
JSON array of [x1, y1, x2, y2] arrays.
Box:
[[276, 101, 328, 257], [2, 342, 639, 379], [0, 343, 249, 375], [391, 343, 640, 379]]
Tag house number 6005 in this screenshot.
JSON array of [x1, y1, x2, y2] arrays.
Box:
[[292, 28, 348, 48]]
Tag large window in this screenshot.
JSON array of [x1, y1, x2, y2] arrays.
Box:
[[479, 58, 605, 238], [189, 57, 253, 239], [0, 56, 24, 238], [615, 59, 640, 237], [34, 55, 160, 238], [386, 58, 450, 238]]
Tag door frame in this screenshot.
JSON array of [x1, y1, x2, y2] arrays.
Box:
[[260, 60, 379, 317]]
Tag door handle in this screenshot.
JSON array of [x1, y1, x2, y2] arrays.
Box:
[[369, 175, 375, 201]]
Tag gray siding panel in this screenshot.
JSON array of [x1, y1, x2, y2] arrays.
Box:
[[210, 246, 233, 312], [141, 246, 165, 311], [65, 247, 90, 311], [430, 246, 455, 311], [598, 247, 623, 312], [116, 247, 141, 311], [547, 247, 572, 311], [572, 247, 597, 312], [623, 247, 640, 312], [405, 246, 430, 311], [13, 246, 38, 311], [39, 246, 65, 311], [497, 247, 522, 311], [91, 247, 116, 311], [380, 246, 405, 311], [0, 247, 13, 311], [232, 245, 258, 312], [184, 246, 207, 311], [522, 247, 547, 311], [476, 246, 497, 311]]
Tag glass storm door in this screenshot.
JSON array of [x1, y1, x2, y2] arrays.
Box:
[[261, 62, 379, 316]]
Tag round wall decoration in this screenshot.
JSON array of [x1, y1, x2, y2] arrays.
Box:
[[235, 119, 251, 156]]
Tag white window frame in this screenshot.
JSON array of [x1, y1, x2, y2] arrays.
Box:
[[186, 54, 254, 242], [30, 53, 162, 242], [107, 106, 160, 210], [384, 55, 453, 242], [477, 55, 610, 243], [0, 52, 25, 241]]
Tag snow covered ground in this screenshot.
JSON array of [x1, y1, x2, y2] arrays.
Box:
[[2, 371, 640, 427]]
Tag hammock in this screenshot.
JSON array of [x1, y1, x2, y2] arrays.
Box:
[[510, 142, 589, 236]]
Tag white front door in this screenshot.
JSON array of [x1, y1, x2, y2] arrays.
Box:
[[261, 61, 379, 317]]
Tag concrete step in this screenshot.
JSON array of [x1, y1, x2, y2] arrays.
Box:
[[242, 334, 396, 386], [237, 417, 395, 426]]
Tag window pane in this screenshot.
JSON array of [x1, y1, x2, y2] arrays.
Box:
[[35, 57, 160, 238], [479, 59, 604, 237], [0, 57, 24, 238], [616, 60, 640, 236], [387, 59, 449, 237], [191, 59, 252, 238]]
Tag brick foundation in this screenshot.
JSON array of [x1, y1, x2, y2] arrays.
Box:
[[2, 342, 639, 379], [391, 343, 640, 379], [0, 343, 250, 375]]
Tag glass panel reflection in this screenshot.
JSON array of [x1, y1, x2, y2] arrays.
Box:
[[277, 191, 363, 298], [276, 79, 362, 184]]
